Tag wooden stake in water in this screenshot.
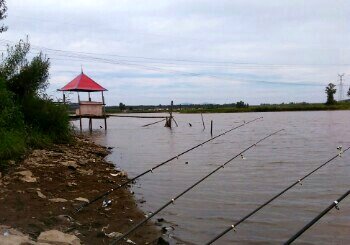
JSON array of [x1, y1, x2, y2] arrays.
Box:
[[210, 120, 213, 136], [201, 113, 205, 130], [165, 101, 174, 128]]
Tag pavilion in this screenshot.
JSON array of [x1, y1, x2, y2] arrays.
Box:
[[58, 72, 108, 132]]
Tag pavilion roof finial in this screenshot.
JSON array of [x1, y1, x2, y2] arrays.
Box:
[[81, 65, 84, 74]]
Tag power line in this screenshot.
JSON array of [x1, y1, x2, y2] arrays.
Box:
[[0, 39, 341, 88], [1, 38, 349, 68]]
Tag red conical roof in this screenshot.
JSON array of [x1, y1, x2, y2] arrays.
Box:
[[58, 73, 107, 92]]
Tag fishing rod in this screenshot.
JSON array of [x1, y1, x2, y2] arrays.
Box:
[[111, 129, 284, 244], [206, 146, 350, 244], [75, 117, 263, 213], [285, 190, 350, 244]]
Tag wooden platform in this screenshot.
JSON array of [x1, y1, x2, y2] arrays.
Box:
[[69, 114, 109, 120]]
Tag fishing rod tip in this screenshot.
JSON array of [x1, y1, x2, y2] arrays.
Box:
[[231, 225, 237, 232], [334, 200, 340, 210]]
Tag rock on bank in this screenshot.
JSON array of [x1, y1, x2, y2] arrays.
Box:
[[0, 136, 160, 244]]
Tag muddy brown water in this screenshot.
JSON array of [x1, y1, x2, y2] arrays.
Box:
[[75, 111, 350, 244]]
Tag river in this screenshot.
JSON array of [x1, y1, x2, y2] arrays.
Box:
[[78, 111, 350, 244]]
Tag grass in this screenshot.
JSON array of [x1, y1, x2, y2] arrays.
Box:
[[106, 102, 350, 114], [0, 130, 26, 169], [179, 102, 350, 113]]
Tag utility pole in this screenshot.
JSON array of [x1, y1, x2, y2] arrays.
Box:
[[338, 73, 345, 101]]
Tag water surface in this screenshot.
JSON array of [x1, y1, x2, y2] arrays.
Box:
[[78, 111, 350, 244]]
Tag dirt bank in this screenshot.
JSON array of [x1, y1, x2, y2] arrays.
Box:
[[0, 136, 160, 244]]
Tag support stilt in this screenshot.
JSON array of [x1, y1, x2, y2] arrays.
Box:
[[89, 118, 92, 133], [79, 117, 82, 132], [78, 92, 82, 133], [102, 91, 107, 130]]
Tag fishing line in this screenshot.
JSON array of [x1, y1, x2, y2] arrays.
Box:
[[75, 117, 263, 213], [284, 190, 350, 244], [206, 146, 350, 244], [141, 119, 166, 127], [111, 129, 284, 244]]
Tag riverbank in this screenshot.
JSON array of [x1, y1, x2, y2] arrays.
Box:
[[180, 102, 350, 113], [104, 102, 350, 114], [0, 136, 160, 244]]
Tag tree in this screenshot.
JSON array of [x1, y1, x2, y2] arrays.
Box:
[[0, 40, 50, 99], [0, 0, 7, 33], [325, 83, 337, 104], [0, 39, 69, 144], [236, 100, 249, 108], [119, 102, 126, 111], [348, 87, 350, 97]]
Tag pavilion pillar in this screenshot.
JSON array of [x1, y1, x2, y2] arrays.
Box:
[[78, 92, 82, 132], [102, 91, 107, 130], [89, 118, 92, 133]]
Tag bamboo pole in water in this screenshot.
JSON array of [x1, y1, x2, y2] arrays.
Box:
[[201, 113, 205, 130], [142, 119, 166, 127]]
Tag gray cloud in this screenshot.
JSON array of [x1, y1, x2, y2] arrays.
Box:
[[2, 0, 350, 105]]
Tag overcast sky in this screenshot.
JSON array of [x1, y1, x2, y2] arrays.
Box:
[[2, 0, 350, 105]]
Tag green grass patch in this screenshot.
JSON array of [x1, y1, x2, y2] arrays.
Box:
[[179, 102, 350, 113], [0, 130, 26, 169]]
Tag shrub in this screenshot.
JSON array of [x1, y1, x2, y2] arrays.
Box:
[[0, 40, 72, 169], [22, 96, 72, 144]]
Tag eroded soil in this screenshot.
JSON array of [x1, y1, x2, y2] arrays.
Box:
[[0, 136, 160, 244]]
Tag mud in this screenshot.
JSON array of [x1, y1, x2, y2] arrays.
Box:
[[0, 136, 160, 244]]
